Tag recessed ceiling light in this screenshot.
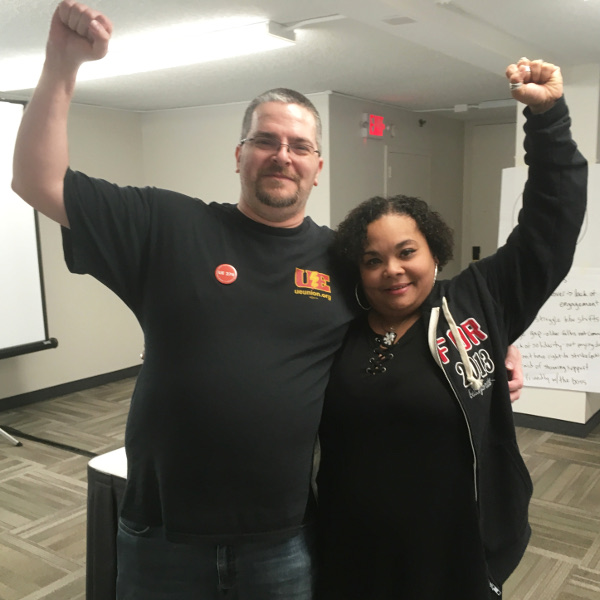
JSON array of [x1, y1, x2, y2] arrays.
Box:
[[0, 19, 295, 92]]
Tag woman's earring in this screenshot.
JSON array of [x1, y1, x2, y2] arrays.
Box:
[[354, 283, 371, 311], [433, 264, 438, 284]]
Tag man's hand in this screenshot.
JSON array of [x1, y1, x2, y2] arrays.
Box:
[[505, 345, 524, 403], [46, 1, 113, 72], [506, 58, 563, 114]]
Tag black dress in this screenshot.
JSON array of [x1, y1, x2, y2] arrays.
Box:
[[317, 316, 491, 599]]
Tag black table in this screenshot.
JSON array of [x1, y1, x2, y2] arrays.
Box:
[[87, 448, 127, 600]]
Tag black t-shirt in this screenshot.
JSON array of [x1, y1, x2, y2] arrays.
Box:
[[317, 316, 491, 599], [62, 169, 357, 541]]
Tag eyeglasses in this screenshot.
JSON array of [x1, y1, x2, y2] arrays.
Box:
[[240, 136, 321, 157]]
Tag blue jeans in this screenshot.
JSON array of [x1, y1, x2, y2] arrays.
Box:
[[116, 518, 315, 600]]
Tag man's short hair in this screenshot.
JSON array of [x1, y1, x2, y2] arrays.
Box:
[[240, 88, 322, 152]]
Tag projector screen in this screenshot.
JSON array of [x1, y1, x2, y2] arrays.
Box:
[[0, 100, 57, 359]]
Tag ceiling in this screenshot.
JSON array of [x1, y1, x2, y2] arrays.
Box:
[[1, 0, 599, 121]]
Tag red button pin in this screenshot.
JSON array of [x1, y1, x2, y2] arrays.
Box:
[[215, 264, 238, 285]]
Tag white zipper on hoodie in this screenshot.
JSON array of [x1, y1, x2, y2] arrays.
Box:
[[427, 299, 480, 502]]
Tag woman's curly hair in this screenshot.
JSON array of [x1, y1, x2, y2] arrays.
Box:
[[333, 195, 454, 273]]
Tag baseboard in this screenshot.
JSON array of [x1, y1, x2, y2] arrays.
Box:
[[514, 409, 600, 438], [0, 365, 141, 412]]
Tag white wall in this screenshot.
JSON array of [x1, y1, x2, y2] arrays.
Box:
[[140, 93, 331, 226], [0, 94, 484, 405], [141, 102, 245, 201], [462, 119, 517, 268], [0, 105, 144, 401], [3, 86, 596, 428], [328, 93, 465, 277], [0, 94, 330, 403]]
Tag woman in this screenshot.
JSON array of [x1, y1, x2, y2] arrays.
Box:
[[316, 59, 587, 599]]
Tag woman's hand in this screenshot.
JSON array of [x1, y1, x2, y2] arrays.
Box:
[[506, 58, 563, 114]]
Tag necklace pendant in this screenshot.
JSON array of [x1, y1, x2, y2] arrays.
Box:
[[383, 331, 397, 346]]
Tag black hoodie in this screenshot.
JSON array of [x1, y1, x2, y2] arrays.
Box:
[[421, 95, 587, 586]]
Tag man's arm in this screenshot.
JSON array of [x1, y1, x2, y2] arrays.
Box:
[[11, 1, 112, 228], [505, 344, 524, 403]]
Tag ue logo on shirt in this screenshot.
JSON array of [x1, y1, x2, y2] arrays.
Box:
[[294, 268, 333, 301], [295, 268, 331, 292]]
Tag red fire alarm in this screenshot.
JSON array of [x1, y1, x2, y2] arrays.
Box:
[[362, 113, 385, 138]]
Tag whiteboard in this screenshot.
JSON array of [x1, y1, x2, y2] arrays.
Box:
[[498, 165, 598, 393], [0, 101, 55, 358]]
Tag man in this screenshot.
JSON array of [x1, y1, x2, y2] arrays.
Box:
[[12, 2, 523, 599]]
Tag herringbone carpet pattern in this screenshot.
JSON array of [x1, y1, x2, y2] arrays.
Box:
[[0, 380, 132, 600], [0, 378, 599, 599]]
